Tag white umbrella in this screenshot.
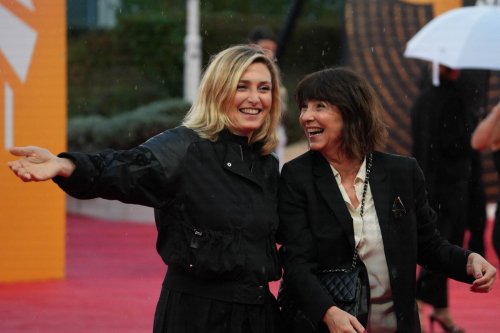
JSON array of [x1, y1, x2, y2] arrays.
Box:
[[404, 6, 500, 85]]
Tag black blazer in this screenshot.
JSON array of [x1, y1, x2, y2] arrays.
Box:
[[276, 150, 473, 332]]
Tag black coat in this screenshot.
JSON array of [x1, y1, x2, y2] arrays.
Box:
[[410, 80, 474, 192], [55, 126, 282, 305], [276, 150, 473, 332]]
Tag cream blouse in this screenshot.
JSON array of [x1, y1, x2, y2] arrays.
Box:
[[330, 158, 397, 333]]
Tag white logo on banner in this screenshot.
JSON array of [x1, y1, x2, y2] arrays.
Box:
[[0, 2, 38, 149]]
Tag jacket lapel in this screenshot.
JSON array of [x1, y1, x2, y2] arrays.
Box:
[[369, 154, 392, 246], [312, 152, 356, 250]]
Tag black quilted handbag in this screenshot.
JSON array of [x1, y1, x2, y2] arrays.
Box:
[[316, 266, 370, 326], [278, 252, 370, 331]]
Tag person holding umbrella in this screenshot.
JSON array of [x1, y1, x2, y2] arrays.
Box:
[[411, 64, 478, 333]]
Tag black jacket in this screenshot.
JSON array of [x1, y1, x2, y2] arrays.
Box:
[[276, 151, 473, 332], [411, 80, 474, 191], [55, 126, 281, 305]]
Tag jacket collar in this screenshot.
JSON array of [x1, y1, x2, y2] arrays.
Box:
[[219, 128, 250, 147], [312, 151, 391, 250], [219, 128, 264, 189]]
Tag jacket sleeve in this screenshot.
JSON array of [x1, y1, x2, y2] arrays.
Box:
[[53, 130, 187, 209], [277, 163, 335, 327], [412, 158, 473, 284]]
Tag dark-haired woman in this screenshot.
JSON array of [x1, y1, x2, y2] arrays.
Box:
[[277, 67, 496, 333]]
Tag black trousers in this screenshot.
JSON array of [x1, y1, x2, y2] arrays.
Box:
[[153, 288, 282, 333], [416, 181, 468, 308]]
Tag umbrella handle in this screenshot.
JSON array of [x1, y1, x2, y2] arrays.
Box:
[[432, 58, 440, 87]]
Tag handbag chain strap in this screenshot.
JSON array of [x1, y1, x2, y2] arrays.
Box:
[[352, 153, 373, 270], [322, 154, 373, 273]]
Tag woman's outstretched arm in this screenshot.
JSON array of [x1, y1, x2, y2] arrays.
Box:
[[7, 146, 75, 182]]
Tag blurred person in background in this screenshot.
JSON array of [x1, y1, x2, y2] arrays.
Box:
[[411, 65, 483, 332], [7, 45, 283, 333], [471, 101, 500, 260], [277, 67, 496, 333], [248, 26, 288, 170]]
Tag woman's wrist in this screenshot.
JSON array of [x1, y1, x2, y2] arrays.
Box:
[[57, 157, 76, 178]]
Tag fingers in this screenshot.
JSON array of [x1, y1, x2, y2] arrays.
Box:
[[469, 258, 497, 293], [471, 269, 497, 293], [471, 278, 495, 293], [9, 146, 37, 157], [351, 319, 365, 333], [323, 307, 364, 333], [8, 162, 34, 182], [347, 316, 365, 333]]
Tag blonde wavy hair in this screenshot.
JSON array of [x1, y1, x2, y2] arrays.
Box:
[[183, 45, 281, 155]]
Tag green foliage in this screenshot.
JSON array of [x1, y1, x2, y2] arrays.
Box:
[[67, 1, 344, 145], [68, 99, 191, 153], [118, 0, 342, 19], [67, 12, 185, 118]]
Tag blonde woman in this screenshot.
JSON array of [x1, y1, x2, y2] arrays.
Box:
[[8, 45, 283, 333]]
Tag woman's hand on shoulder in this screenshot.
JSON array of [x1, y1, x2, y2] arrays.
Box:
[[467, 253, 497, 293], [7, 146, 75, 181], [322, 306, 366, 333]]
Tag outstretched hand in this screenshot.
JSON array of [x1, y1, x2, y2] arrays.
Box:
[[7, 146, 75, 182], [322, 306, 365, 333], [467, 253, 497, 293]]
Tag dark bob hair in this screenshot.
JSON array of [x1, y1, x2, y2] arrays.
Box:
[[295, 67, 388, 161]]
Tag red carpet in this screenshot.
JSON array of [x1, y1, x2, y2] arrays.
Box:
[[0, 214, 498, 332]]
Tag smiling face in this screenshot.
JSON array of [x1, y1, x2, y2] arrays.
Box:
[[299, 100, 344, 157], [227, 62, 273, 139]]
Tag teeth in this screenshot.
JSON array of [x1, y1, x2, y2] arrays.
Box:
[[307, 128, 324, 136], [240, 109, 260, 115]]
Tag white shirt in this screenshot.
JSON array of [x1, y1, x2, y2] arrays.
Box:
[[330, 158, 397, 333]]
